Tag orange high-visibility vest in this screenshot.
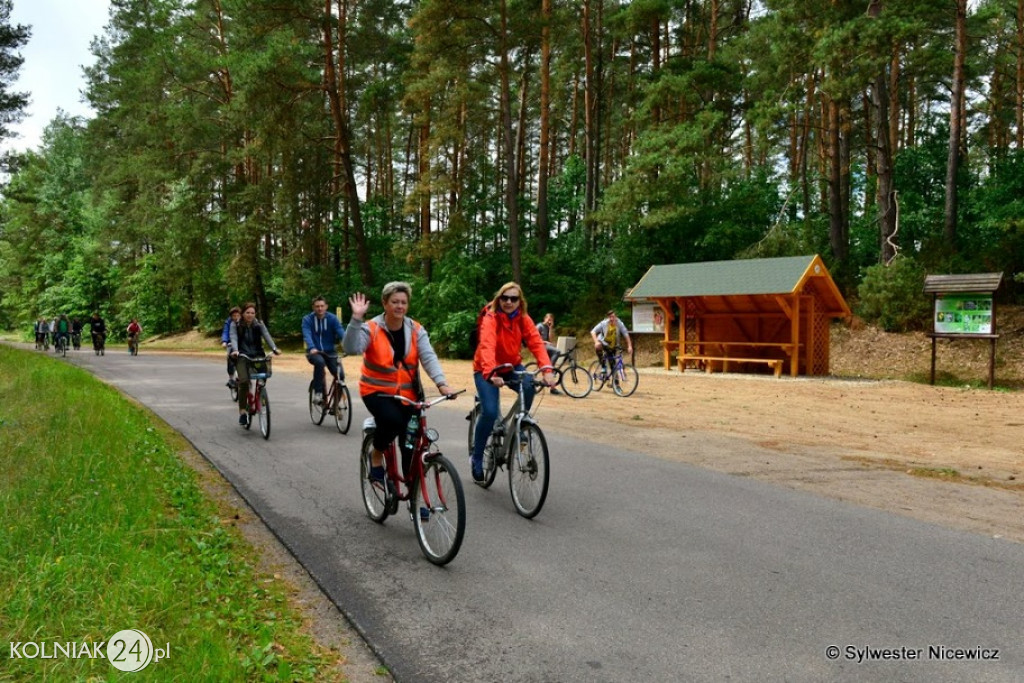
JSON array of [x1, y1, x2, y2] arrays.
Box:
[[359, 320, 421, 400]]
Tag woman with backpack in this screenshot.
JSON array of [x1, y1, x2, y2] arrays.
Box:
[[470, 282, 557, 482]]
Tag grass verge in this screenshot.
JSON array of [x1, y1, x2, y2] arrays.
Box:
[[0, 345, 347, 681]]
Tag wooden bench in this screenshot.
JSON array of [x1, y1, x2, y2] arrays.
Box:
[[679, 355, 784, 378]]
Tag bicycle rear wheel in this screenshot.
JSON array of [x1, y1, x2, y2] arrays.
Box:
[[309, 384, 326, 425], [508, 422, 549, 518], [258, 387, 271, 439], [359, 433, 390, 522], [588, 360, 607, 391], [612, 363, 639, 397], [466, 404, 499, 488], [559, 362, 593, 398], [413, 455, 466, 566], [333, 383, 352, 434]]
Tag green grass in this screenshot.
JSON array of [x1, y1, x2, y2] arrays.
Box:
[[0, 345, 346, 681]]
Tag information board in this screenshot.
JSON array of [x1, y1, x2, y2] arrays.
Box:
[[933, 294, 993, 334], [631, 303, 665, 333]]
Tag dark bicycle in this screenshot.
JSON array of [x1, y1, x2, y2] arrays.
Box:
[[524, 344, 593, 398], [308, 353, 352, 434], [467, 364, 551, 518]]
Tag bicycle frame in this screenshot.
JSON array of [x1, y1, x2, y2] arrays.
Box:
[[381, 394, 455, 496]]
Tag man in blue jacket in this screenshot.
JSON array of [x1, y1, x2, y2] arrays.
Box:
[[302, 296, 346, 404]]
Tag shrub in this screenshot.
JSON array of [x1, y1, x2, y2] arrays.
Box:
[[856, 258, 932, 332]]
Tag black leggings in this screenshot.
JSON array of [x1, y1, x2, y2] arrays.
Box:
[[362, 393, 416, 475]]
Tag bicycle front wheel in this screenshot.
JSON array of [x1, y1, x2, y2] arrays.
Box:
[[333, 384, 352, 434], [508, 422, 549, 519], [560, 362, 593, 398], [588, 360, 607, 391], [359, 433, 390, 522], [309, 385, 326, 425], [612, 363, 639, 397], [414, 455, 466, 566], [258, 387, 271, 439]]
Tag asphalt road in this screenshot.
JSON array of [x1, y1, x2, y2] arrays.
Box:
[[55, 346, 1024, 682]]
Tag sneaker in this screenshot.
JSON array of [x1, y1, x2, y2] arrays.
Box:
[[227, 379, 237, 388], [419, 506, 431, 522], [313, 391, 324, 406], [550, 387, 562, 395], [471, 457, 485, 482], [238, 414, 248, 425], [369, 465, 386, 483]]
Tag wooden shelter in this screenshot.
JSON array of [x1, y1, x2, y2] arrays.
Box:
[[626, 255, 851, 377]]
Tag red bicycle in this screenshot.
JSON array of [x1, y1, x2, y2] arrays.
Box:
[[237, 353, 273, 439], [359, 392, 467, 565]]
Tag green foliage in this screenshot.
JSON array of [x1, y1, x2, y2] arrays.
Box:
[[856, 258, 932, 332]]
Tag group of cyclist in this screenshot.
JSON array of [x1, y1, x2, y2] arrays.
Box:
[[32, 312, 137, 355], [220, 283, 630, 487]]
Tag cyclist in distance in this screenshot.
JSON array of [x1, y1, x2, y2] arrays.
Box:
[[344, 282, 456, 487], [221, 306, 241, 389], [470, 282, 557, 482], [89, 312, 107, 352], [535, 313, 562, 395], [55, 314, 71, 350], [71, 317, 83, 350], [229, 302, 281, 425], [591, 310, 633, 375], [34, 317, 48, 348], [301, 296, 346, 406], [126, 318, 142, 349]]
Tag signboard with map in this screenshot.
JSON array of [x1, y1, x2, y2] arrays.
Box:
[[933, 294, 993, 335]]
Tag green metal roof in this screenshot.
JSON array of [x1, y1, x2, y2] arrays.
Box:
[[627, 255, 818, 299]]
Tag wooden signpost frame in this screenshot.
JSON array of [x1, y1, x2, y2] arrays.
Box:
[[923, 273, 1003, 390]]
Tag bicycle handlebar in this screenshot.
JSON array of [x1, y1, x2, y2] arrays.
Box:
[[393, 389, 466, 409], [235, 353, 275, 362], [486, 363, 554, 380]]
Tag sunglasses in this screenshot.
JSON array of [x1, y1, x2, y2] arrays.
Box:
[[499, 295, 520, 303]]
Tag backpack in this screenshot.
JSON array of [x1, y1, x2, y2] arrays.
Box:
[[468, 306, 488, 354]]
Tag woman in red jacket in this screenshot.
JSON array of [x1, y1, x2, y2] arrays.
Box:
[[471, 281, 556, 482]]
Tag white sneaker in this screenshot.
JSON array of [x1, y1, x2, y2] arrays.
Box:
[[313, 392, 323, 405]]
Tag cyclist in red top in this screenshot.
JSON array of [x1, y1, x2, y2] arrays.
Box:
[[470, 281, 556, 482]]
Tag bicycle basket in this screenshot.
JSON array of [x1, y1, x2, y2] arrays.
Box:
[[251, 358, 272, 379]]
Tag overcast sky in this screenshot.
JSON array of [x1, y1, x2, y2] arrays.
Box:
[[4, 0, 110, 154]]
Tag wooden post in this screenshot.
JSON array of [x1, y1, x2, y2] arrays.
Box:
[[930, 335, 937, 385], [789, 294, 800, 376]]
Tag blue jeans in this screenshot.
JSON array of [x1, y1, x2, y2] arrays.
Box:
[[472, 366, 535, 461], [306, 352, 341, 394]]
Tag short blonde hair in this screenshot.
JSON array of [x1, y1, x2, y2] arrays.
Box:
[[488, 281, 529, 315], [381, 281, 412, 303]]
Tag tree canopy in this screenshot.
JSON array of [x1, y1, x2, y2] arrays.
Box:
[[1, 0, 1021, 349]]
